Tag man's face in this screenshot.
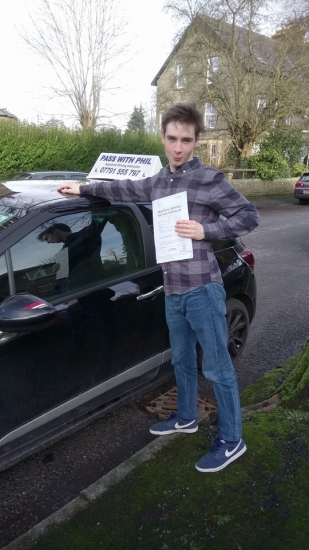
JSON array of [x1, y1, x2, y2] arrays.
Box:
[[161, 121, 199, 172], [43, 230, 63, 244]]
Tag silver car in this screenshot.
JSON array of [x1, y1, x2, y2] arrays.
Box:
[[294, 172, 309, 204]]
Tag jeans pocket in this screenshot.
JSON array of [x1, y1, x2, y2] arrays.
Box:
[[190, 285, 204, 295], [212, 282, 227, 316]]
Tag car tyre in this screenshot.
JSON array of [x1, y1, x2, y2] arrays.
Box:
[[225, 298, 250, 360], [197, 298, 250, 369], [299, 199, 308, 205]]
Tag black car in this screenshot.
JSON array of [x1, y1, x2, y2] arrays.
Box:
[[0, 181, 256, 471], [7, 171, 89, 181], [294, 172, 309, 204]]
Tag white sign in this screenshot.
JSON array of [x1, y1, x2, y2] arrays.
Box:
[[152, 191, 193, 264], [54, 248, 69, 279], [88, 152, 163, 180]]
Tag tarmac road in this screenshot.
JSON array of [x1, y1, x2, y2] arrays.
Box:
[[1, 196, 309, 548]]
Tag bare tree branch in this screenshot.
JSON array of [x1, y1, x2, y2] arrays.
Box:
[[20, 0, 130, 129], [158, 0, 309, 159]]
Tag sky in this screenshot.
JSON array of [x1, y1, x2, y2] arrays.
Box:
[[0, 0, 179, 129]]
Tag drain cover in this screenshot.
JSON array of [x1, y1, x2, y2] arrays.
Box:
[[144, 386, 217, 420]]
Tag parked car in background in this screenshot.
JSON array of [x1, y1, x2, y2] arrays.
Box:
[[8, 171, 88, 181], [294, 172, 309, 204], [0, 180, 257, 472]]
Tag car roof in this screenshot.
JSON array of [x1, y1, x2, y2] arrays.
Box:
[[0, 180, 84, 210], [10, 171, 88, 176]]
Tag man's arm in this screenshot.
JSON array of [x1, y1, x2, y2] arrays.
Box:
[[175, 171, 259, 242], [58, 176, 154, 203], [201, 171, 260, 240]]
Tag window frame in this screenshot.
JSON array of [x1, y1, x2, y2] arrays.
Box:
[[207, 56, 219, 85], [204, 103, 217, 129], [176, 63, 185, 89], [0, 200, 157, 306]]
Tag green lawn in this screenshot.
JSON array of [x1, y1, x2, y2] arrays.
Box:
[[29, 410, 309, 550]]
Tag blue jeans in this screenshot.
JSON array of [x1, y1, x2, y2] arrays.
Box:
[[165, 282, 242, 441]]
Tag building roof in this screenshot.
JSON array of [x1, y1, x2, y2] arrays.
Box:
[[0, 109, 17, 119], [151, 15, 294, 86]]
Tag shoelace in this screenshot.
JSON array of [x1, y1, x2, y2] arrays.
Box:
[[165, 412, 177, 424], [211, 438, 226, 455]]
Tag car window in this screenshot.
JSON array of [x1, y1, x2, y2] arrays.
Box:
[[10, 173, 32, 180], [43, 175, 65, 180], [9, 208, 145, 302], [300, 174, 309, 182], [69, 174, 87, 180], [212, 238, 236, 252], [0, 254, 9, 303]]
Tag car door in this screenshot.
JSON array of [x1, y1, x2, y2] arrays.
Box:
[[0, 202, 169, 454]]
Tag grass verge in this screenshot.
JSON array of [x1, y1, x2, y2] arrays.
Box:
[[28, 409, 309, 550]]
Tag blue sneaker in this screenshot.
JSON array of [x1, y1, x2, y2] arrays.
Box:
[[149, 412, 198, 435], [195, 437, 247, 472]]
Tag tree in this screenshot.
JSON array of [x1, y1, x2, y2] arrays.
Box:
[[144, 90, 158, 134], [260, 128, 309, 169], [21, 0, 130, 129], [127, 105, 146, 132], [161, 0, 309, 161]]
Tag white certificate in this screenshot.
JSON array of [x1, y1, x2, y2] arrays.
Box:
[[54, 248, 69, 279], [153, 191, 193, 263]]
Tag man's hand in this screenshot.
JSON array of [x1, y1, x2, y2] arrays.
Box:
[[52, 263, 60, 273], [175, 219, 205, 240], [57, 183, 81, 195]]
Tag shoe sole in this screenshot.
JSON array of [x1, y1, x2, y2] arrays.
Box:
[[195, 444, 247, 473], [149, 426, 198, 435]]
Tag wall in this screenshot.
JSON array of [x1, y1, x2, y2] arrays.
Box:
[[231, 177, 297, 196]]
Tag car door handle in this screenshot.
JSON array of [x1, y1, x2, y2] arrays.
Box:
[[136, 285, 164, 301]]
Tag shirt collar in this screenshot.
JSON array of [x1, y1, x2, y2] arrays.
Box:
[[165, 156, 201, 175]]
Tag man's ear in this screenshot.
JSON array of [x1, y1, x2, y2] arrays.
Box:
[[195, 135, 200, 146], [161, 130, 165, 144]]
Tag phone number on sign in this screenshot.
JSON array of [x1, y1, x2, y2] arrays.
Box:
[[99, 167, 141, 176]]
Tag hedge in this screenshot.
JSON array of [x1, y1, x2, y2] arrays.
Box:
[[0, 122, 166, 179]]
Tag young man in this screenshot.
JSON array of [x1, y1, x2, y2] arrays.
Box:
[[58, 103, 260, 473]]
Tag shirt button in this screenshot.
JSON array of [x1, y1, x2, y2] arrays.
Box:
[[164, 271, 167, 274], [170, 178, 173, 181], [183, 170, 186, 173]]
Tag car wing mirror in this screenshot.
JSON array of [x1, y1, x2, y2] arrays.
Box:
[[0, 294, 57, 333]]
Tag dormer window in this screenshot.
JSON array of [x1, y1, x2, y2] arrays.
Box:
[[176, 64, 184, 89], [207, 56, 219, 84]]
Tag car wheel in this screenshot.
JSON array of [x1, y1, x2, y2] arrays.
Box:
[[226, 298, 250, 360], [197, 298, 250, 369], [299, 199, 308, 205]]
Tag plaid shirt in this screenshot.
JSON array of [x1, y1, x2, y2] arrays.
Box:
[[80, 157, 260, 295]]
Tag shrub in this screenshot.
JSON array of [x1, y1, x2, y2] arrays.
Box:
[[292, 162, 306, 177], [248, 150, 290, 180], [0, 122, 165, 179], [259, 129, 309, 170]]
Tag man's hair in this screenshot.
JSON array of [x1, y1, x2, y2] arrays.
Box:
[[161, 103, 204, 138], [37, 223, 71, 241]]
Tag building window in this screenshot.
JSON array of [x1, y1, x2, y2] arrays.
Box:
[[207, 56, 219, 84], [176, 64, 184, 89], [257, 98, 267, 110], [211, 144, 218, 157], [204, 103, 217, 129]]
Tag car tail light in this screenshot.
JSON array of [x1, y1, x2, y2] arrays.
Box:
[[295, 182, 304, 187], [240, 247, 255, 270]]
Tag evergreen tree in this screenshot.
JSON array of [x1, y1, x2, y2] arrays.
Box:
[[127, 105, 146, 132]]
